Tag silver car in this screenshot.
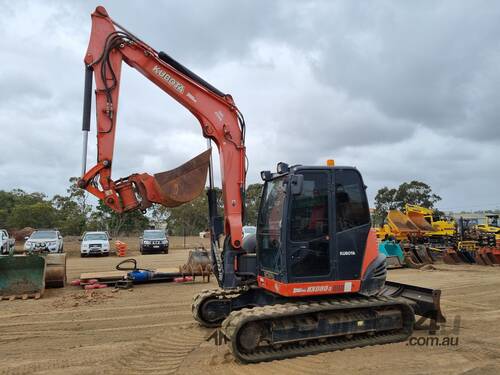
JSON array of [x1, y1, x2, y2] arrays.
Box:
[[24, 230, 64, 253]]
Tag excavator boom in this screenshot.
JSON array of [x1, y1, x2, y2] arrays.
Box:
[[79, 6, 245, 247]]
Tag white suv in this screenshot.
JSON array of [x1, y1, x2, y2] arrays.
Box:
[[24, 229, 64, 253], [80, 231, 111, 257]]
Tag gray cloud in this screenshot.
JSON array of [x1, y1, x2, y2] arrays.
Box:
[[0, 0, 498, 212]]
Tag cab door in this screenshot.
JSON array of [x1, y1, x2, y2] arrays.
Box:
[[287, 171, 333, 283], [333, 169, 371, 281]]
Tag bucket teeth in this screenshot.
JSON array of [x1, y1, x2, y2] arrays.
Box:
[[153, 149, 211, 207]]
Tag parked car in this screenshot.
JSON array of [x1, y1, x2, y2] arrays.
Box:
[[24, 229, 63, 253], [140, 230, 169, 254], [242, 225, 256, 239], [1, 229, 15, 254], [80, 231, 111, 257]]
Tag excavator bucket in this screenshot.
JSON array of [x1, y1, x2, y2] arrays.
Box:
[[179, 248, 212, 279], [456, 249, 476, 264], [0, 254, 46, 300], [413, 244, 434, 264], [485, 247, 500, 264], [154, 149, 211, 207], [442, 248, 464, 265], [400, 244, 433, 267], [378, 240, 405, 268]]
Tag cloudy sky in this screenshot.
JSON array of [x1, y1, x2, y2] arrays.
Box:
[[0, 0, 499, 212]]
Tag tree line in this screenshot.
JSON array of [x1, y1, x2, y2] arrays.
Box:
[[372, 180, 442, 226], [1, 177, 479, 236], [0, 178, 263, 237]]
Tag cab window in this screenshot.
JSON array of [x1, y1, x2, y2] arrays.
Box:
[[289, 172, 330, 277], [335, 170, 370, 232]]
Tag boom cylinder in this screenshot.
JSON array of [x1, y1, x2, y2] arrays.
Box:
[[81, 66, 93, 176]]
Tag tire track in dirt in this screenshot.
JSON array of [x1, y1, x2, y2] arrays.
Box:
[[0, 319, 195, 343], [0, 301, 191, 319], [212, 353, 330, 375], [0, 310, 192, 328], [0, 344, 124, 375], [109, 324, 208, 375]]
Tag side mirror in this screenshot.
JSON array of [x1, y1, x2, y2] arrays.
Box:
[[290, 174, 304, 195], [25, 236, 29, 240]]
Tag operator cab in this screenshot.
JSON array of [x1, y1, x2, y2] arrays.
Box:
[[256, 162, 372, 287]]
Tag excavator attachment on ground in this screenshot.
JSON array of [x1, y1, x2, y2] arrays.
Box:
[[385, 211, 434, 267], [442, 248, 463, 264], [0, 253, 46, 300], [0, 248, 66, 300], [378, 240, 404, 268], [44, 253, 67, 288], [179, 247, 212, 279]]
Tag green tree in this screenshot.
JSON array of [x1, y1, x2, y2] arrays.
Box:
[[87, 201, 149, 237], [52, 195, 86, 235], [373, 180, 441, 226], [0, 190, 52, 229], [244, 183, 263, 226], [7, 202, 57, 229], [161, 188, 224, 236]]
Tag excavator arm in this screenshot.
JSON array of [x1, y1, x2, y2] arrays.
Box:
[[78, 6, 246, 248]]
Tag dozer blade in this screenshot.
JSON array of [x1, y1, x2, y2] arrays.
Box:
[[0, 255, 46, 300], [154, 149, 211, 207], [381, 281, 446, 323]]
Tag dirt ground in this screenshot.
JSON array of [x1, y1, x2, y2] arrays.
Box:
[[1, 239, 500, 375]]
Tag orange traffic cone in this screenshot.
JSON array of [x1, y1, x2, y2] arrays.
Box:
[[115, 241, 128, 257]]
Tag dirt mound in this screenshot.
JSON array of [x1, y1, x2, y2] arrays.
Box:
[[11, 227, 35, 240], [52, 289, 115, 309]]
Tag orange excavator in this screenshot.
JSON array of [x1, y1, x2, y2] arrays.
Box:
[[79, 6, 444, 363]]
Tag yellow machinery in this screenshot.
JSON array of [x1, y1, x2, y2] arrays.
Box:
[[475, 214, 500, 242], [375, 209, 420, 241], [376, 206, 455, 241], [404, 204, 455, 237], [375, 210, 435, 266]]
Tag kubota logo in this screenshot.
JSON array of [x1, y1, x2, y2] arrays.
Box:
[[152, 65, 185, 93], [340, 251, 356, 256]]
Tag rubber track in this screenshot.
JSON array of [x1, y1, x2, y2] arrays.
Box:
[[192, 287, 244, 327], [221, 296, 414, 363]]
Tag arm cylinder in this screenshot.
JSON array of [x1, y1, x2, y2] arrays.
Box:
[[82, 66, 93, 131], [81, 66, 93, 176]]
